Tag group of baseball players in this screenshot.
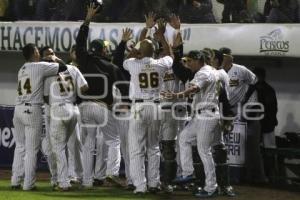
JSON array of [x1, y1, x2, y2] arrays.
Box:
[[11, 2, 265, 198]]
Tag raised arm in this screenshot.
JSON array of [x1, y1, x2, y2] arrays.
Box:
[[169, 14, 192, 83], [112, 28, 133, 81], [155, 18, 174, 59], [75, 3, 99, 68], [139, 12, 157, 41]]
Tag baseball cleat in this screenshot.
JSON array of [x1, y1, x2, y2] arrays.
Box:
[[93, 179, 104, 186], [125, 184, 135, 191], [194, 189, 218, 198], [11, 185, 21, 190], [173, 174, 196, 184], [148, 186, 161, 194], [220, 186, 236, 197]]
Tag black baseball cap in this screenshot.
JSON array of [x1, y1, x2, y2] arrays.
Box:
[[89, 39, 109, 53], [219, 47, 232, 57], [213, 49, 224, 64], [187, 50, 205, 60]]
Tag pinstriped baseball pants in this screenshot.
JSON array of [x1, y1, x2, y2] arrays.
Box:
[[49, 103, 79, 188], [12, 105, 43, 190], [41, 106, 57, 185], [117, 112, 132, 185], [128, 103, 161, 191], [67, 123, 83, 180], [179, 113, 220, 193], [94, 131, 108, 180], [79, 102, 120, 186]]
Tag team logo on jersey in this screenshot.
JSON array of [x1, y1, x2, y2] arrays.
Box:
[[229, 79, 239, 87], [163, 72, 175, 82], [259, 29, 289, 56]]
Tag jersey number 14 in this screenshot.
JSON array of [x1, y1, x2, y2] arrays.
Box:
[[18, 78, 32, 95]]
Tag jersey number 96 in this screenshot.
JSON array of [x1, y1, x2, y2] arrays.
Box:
[[139, 72, 159, 89]]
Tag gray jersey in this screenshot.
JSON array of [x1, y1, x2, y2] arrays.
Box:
[[227, 64, 257, 106], [44, 65, 87, 105], [123, 56, 173, 100], [15, 62, 60, 105]]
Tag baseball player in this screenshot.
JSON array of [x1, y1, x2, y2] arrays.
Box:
[[66, 45, 84, 184], [44, 54, 88, 190], [76, 4, 127, 188], [123, 19, 174, 194], [211, 49, 236, 196], [11, 43, 67, 190], [158, 14, 187, 193], [220, 47, 266, 183], [162, 50, 221, 198]]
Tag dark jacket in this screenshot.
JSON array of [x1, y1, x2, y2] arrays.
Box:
[[112, 40, 131, 81], [256, 81, 278, 132], [76, 24, 129, 105]]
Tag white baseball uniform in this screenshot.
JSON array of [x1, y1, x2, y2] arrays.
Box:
[[41, 104, 58, 186], [123, 55, 173, 192], [44, 64, 87, 188], [12, 61, 60, 190], [112, 86, 132, 185], [226, 63, 265, 182], [179, 65, 220, 193]]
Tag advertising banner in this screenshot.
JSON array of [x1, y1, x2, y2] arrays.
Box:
[[1, 22, 300, 57]]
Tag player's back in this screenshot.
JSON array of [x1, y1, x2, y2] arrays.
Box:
[[45, 65, 86, 105], [124, 56, 173, 100], [16, 62, 59, 105], [227, 63, 257, 106], [191, 65, 221, 111]]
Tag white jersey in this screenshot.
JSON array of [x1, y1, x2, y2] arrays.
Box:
[[123, 56, 173, 100], [190, 65, 220, 111], [227, 63, 257, 106], [44, 65, 87, 105], [15, 61, 60, 105]]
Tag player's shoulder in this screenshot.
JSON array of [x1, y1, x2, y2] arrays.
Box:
[[232, 63, 247, 70], [156, 55, 173, 63]]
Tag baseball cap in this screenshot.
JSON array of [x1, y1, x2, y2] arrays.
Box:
[[213, 49, 224, 64], [89, 39, 109, 53], [219, 47, 232, 57], [187, 50, 205, 60]]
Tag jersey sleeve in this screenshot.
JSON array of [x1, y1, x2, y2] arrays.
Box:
[[41, 62, 60, 77], [243, 66, 257, 85], [157, 56, 173, 69], [44, 76, 53, 96], [123, 58, 135, 71], [74, 67, 88, 88], [190, 71, 209, 89]]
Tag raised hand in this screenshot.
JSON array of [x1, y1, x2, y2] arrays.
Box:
[[169, 14, 181, 30], [121, 28, 133, 42], [172, 31, 183, 48], [144, 12, 156, 29], [156, 18, 166, 35], [85, 3, 100, 22]]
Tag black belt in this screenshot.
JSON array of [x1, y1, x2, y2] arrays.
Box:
[[24, 103, 32, 106], [134, 99, 160, 104], [194, 108, 216, 114], [161, 105, 172, 110]]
